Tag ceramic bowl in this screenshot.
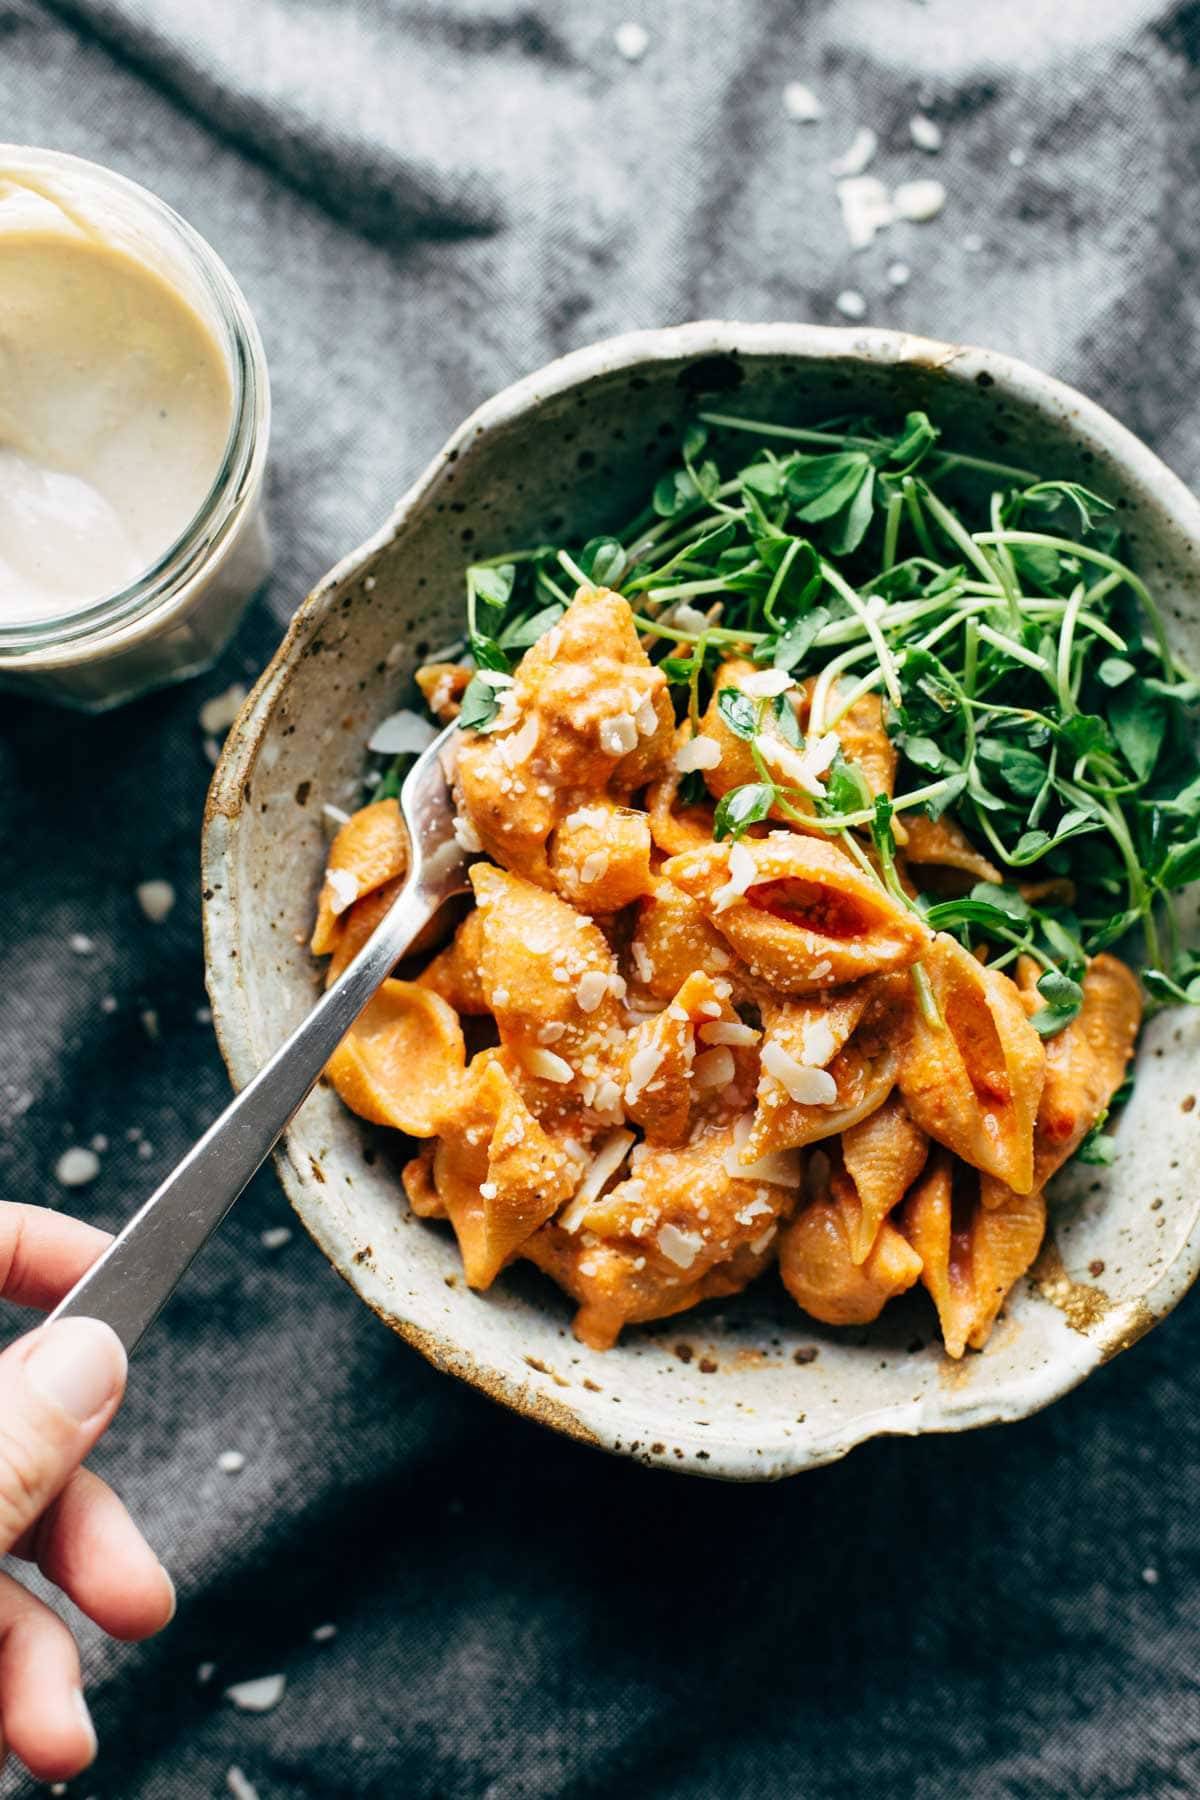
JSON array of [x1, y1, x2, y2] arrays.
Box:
[[202, 322, 1200, 1480]]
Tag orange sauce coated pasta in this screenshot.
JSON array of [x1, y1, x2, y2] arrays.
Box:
[[311, 587, 1142, 1357]]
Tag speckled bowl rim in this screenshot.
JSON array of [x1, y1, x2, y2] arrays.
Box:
[[202, 321, 1200, 1479]]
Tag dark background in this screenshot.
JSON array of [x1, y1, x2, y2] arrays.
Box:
[[4, 1, 1200, 1794]]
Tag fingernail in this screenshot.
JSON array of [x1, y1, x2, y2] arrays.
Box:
[[24, 1319, 127, 1423], [73, 1688, 97, 1765], [159, 1564, 177, 1624]]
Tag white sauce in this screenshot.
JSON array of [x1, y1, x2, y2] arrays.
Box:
[[0, 175, 232, 621]]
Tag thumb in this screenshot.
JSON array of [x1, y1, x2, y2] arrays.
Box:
[[0, 1319, 127, 1552]]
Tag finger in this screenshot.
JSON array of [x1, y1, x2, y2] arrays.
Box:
[[0, 1317, 126, 1554], [0, 1568, 95, 1782], [0, 1206, 111, 1312], [11, 1467, 174, 1642]]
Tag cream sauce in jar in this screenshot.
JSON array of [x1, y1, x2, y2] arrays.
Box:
[[0, 148, 270, 711], [0, 180, 233, 620]]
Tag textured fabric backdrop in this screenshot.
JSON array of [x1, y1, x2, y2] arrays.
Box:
[[3, 2, 1200, 1795]]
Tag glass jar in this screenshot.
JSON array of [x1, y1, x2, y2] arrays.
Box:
[[0, 146, 271, 711]]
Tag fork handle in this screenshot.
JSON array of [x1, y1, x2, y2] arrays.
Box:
[[49, 879, 440, 1353]]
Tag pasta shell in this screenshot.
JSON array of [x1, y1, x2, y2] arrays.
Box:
[[526, 1120, 798, 1349], [548, 800, 654, 912], [324, 979, 465, 1136], [454, 587, 674, 883], [807, 680, 897, 805], [311, 799, 408, 955], [839, 1091, 930, 1264], [899, 812, 1001, 887], [433, 1057, 579, 1289], [779, 1183, 923, 1326], [644, 729, 720, 857], [414, 661, 470, 723], [665, 836, 930, 995], [743, 983, 896, 1160], [471, 863, 625, 1126], [417, 909, 490, 1015], [1019, 953, 1142, 1188], [622, 970, 756, 1146], [625, 879, 747, 1002], [900, 1151, 1046, 1356], [899, 932, 1046, 1193]]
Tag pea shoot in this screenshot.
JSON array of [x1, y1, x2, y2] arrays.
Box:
[[450, 409, 1200, 1017]]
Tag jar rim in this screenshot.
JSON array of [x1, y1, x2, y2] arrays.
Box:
[[0, 145, 270, 656]]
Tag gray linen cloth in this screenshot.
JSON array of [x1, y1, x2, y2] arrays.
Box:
[[3, 1, 1200, 1794]]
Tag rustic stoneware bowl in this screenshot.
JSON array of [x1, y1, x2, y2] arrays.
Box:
[[203, 322, 1200, 1480]]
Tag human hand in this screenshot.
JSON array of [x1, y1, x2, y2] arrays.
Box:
[[0, 1204, 175, 1782]]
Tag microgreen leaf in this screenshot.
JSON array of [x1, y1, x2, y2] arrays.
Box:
[[772, 691, 803, 748], [714, 782, 776, 840], [1030, 968, 1085, 1036], [1109, 679, 1166, 779], [457, 675, 501, 733], [968, 881, 1031, 923], [1098, 655, 1136, 688], [822, 754, 873, 817], [769, 605, 832, 672], [1074, 1125, 1116, 1165], [579, 536, 626, 587], [470, 635, 511, 673], [717, 688, 758, 741], [497, 603, 563, 650], [469, 563, 516, 610], [653, 468, 700, 518]]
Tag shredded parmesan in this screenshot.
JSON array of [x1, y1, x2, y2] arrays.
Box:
[[712, 840, 757, 914], [749, 1224, 778, 1257], [829, 126, 877, 178], [699, 1020, 759, 1047], [453, 812, 484, 853], [225, 1675, 286, 1714], [600, 713, 639, 756], [635, 693, 659, 737], [523, 1047, 574, 1084], [782, 79, 822, 122], [694, 1046, 735, 1089], [559, 1129, 636, 1231], [497, 714, 539, 767], [910, 113, 943, 151], [762, 1040, 839, 1105], [324, 868, 359, 916], [674, 735, 722, 773], [625, 1043, 664, 1103], [579, 850, 610, 885], [658, 1224, 705, 1269], [759, 730, 840, 796], [739, 668, 795, 699], [475, 669, 515, 689], [893, 178, 946, 222], [837, 175, 895, 251], [576, 971, 609, 1013]]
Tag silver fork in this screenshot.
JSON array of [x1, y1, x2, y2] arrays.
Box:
[[50, 724, 468, 1352]]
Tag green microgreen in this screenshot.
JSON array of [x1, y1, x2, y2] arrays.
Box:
[[440, 409, 1200, 1012]]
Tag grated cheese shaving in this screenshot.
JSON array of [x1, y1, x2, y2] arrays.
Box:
[[576, 971, 610, 1013], [762, 1040, 839, 1105], [559, 1129, 636, 1231], [658, 1223, 705, 1269], [324, 868, 359, 916], [674, 735, 722, 773], [523, 1047, 574, 1084], [600, 713, 639, 756], [694, 1046, 735, 1089], [740, 668, 795, 699], [699, 1019, 759, 1047]]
